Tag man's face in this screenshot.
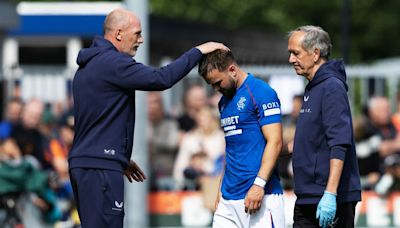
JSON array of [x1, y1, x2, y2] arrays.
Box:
[[121, 17, 143, 56], [369, 98, 391, 127], [205, 68, 236, 98], [288, 31, 316, 79]]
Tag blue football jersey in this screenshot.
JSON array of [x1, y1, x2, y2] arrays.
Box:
[[220, 74, 283, 200]]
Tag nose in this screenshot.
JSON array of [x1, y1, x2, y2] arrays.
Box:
[[288, 53, 296, 64], [138, 35, 144, 44]]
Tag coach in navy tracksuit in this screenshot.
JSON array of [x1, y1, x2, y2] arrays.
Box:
[[69, 8, 227, 227], [288, 25, 361, 228]]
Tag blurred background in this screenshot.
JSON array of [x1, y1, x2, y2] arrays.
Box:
[[0, 0, 399, 227]]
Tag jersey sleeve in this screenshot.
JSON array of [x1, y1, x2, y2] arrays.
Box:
[[255, 84, 282, 126]]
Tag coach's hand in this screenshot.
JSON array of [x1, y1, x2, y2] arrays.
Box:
[[124, 160, 146, 182], [316, 191, 337, 228], [195, 42, 229, 54], [244, 185, 264, 214]]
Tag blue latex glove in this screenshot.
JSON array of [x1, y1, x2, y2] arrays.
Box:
[[316, 191, 337, 228]]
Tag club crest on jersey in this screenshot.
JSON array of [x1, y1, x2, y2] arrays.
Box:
[[237, 97, 246, 110]]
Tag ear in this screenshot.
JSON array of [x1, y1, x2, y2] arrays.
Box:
[[313, 48, 321, 62], [228, 64, 237, 78], [228, 64, 236, 73], [116, 29, 122, 41]]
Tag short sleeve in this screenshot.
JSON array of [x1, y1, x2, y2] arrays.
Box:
[[255, 84, 282, 126]]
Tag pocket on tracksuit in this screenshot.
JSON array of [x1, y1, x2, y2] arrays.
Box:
[[98, 170, 125, 216]]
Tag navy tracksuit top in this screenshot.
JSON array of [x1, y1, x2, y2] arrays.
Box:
[[292, 60, 361, 204], [69, 36, 203, 172]]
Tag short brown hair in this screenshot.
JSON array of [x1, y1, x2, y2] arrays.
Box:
[[198, 50, 235, 78]]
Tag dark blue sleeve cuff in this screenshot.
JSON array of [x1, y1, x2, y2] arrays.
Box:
[[190, 47, 203, 60], [330, 146, 346, 161]]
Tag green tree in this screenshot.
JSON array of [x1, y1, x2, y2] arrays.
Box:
[[150, 0, 400, 63], [19, 0, 400, 63]]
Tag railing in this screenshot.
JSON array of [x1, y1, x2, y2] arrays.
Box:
[[3, 63, 400, 115]]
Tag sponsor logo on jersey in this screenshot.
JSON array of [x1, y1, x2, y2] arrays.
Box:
[[262, 102, 281, 117], [221, 116, 242, 136], [225, 129, 242, 137], [304, 96, 309, 102], [221, 116, 239, 127]]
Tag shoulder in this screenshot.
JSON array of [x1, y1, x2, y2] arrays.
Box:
[[247, 77, 278, 99], [322, 77, 346, 94]]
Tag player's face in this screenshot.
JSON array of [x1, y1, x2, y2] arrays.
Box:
[[205, 68, 236, 98], [288, 31, 317, 80], [121, 17, 144, 57]]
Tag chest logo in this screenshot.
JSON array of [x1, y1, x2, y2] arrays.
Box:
[[304, 96, 309, 102], [104, 149, 116, 155], [237, 97, 246, 110]]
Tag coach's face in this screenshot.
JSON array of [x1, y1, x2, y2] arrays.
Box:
[[288, 31, 319, 81], [120, 14, 144, 57], [205, 66, 237, 98]]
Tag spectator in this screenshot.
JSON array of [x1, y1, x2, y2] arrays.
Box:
[[208, 91, 222, 115], [375, 154, 400, 195], [356, 96, 398, 188], [0, 136, 62, 225], [183, 151, 208, 190], [392, 93, 400, 132], [173, 106, 225, 188], [11, 98, 49, 168], [147, 92, 180, 190], [0, 97, 24, 139], [177, 85, 208, 133], [46, 113, 75, 224], [278, 94, 302, 189], [47, 114, 74, 185]]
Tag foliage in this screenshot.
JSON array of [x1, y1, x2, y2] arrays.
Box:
[[19, 0, 400, 63], [150, 0, 400, 63]]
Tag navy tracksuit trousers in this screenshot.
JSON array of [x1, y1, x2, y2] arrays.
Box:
[[70, 168, 125, 228]]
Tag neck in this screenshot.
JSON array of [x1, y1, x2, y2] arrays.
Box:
[[104, 35, 120, 52], [235, 68, 248, 88], [306, 59, 326, 81]]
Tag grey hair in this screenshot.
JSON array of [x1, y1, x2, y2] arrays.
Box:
[[288, 25, 332, 60]]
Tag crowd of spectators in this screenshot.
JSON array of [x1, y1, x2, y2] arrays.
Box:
[[0, 97, 78, 227], [1, 81, 400, 226]]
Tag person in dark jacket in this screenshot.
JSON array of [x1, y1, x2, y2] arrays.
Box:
[[287, 25, 361, 228], [68, 8, 227, 228]]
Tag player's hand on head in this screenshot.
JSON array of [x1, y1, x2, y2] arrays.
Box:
[[195, 42, 229, 54], [244, 185, 264, 215], [124, 160, 146, 182]]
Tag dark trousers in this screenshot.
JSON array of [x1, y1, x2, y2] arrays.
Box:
[[293, 202, 357, 228], [70, 168, 125, 228]]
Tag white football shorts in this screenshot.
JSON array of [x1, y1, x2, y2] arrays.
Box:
[[213, 194, 285, 228]]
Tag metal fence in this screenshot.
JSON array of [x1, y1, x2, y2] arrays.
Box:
[[3, 63, 400, 116]]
